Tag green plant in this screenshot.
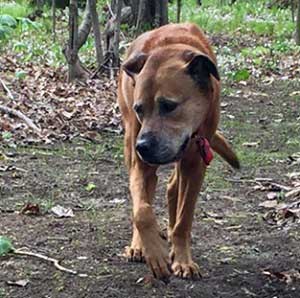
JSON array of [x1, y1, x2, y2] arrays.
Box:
[[0, 14, 16, 39], [0, 236, 14, 256], [168, 0, 295, 38], [0, 1, 33, 19]]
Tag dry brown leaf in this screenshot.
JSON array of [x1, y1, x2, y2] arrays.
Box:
[[19, 203, 40, 216]]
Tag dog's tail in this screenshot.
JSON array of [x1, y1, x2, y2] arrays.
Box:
[[211, 131, 240, 169]]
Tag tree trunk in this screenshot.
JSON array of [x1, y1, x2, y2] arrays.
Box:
[[104, 5, 132, 53], [110, 0, 168, 31], [36, 0, 44, 10], [113, 0, 122, 67], [68, 0, 79, 82], [136, 0, 147, 31], [64, 0, 90, 82], [296, 0, 300, 45], [77, 2, 92, 49], [89, 0, 104, 68], [177, 0, 182, 23], [161, 0, 168, 25]]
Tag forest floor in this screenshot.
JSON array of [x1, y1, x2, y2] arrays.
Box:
[[1, 31, 300, 297], [1, 77, 300, 298]]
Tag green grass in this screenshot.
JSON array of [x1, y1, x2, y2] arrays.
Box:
[[0, 1, 33, 19], [169, 0, 295, 38], [1, 0, 298, 69], [0, 0, 98, 66], [9, 133, 124, 163]]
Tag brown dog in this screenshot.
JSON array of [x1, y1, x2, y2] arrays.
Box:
[[118, 23, 239, 280]]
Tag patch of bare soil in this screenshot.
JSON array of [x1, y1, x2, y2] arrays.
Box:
[[1, 79, 300, 298]]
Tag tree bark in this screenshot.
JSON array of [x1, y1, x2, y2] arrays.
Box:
[[77, 1, 92, 50], [113, 0, 122, 67], [109, 0, 168, 31], [89, 0, 104, 68], [177, 0, 182, 23], [296, 0, 300, 45], [161, 0, 168, 25], [68, 0, 79, 82], [136, 0, 147, 31], [155, 0, 162, 27], [64, 0, 90, 82], [104, 6, 132, 53]]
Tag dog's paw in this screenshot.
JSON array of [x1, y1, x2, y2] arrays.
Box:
[[142, 232, 172, 281], [170, 250, 202, 280], [124, 245, 145, 263], [144, 245, 172, 281], [171, 260, 201, 279]]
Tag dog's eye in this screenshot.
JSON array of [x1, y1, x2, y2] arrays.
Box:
[[133, 103, 144, 118], [158, 98, 178, 115]]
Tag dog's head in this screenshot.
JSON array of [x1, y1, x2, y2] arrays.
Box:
[[122, 46, 220, 165]]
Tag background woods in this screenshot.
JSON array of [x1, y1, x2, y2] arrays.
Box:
[[1, 0, 299, 83]]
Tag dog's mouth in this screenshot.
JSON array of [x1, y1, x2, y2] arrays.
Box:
[[140, 136, 190, 166], [172, 136, 190, 162]]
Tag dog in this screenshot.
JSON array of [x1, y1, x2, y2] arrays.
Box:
[[117, 23, 240, 281]]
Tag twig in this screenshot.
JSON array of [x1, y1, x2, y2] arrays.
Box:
[[0, 103, 42, 136], [0, 78, 14, 100], [14, 248, 77, 275], [285, 187, 300, 199], [106, 0, 115, 18], [225, 177, 274, 184]]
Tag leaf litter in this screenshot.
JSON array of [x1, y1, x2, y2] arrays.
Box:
[[254, 176, 300, 227], [0, 54, 122, 145]]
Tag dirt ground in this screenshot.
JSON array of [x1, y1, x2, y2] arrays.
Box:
[[1, 79, 300, 298]]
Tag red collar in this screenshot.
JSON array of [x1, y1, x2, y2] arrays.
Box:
[[192, 134, 214, 166]]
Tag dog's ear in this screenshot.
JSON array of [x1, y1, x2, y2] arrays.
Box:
[[184, 51, 220, 88], [122, 52, 148, 79]]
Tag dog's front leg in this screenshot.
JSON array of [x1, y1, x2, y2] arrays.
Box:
[[129, 158, 171, 280], [169, 146, 206, 279]]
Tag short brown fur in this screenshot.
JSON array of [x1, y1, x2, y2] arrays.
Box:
[[118, 23, 239, 280]]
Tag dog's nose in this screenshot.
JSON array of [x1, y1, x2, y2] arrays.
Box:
[[135, 134, 156, 160], [136, 139, 152, 157]]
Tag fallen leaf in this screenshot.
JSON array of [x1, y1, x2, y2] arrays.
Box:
[[286, 172, 300, 179], [289, 91, 300, 97], [51, 205, 74, 218], [7, 279, 29, 287], [242, 142, 259, 147], [262, 269, 300, 284], [110, 198, 126, 204], [227, 114, 235, 119], [266, 192, 277, 200], [285, 187, 300, 199], [259, 200, 278, 208], [20, 202, 40, 215], [136, 277, 144, 284]]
